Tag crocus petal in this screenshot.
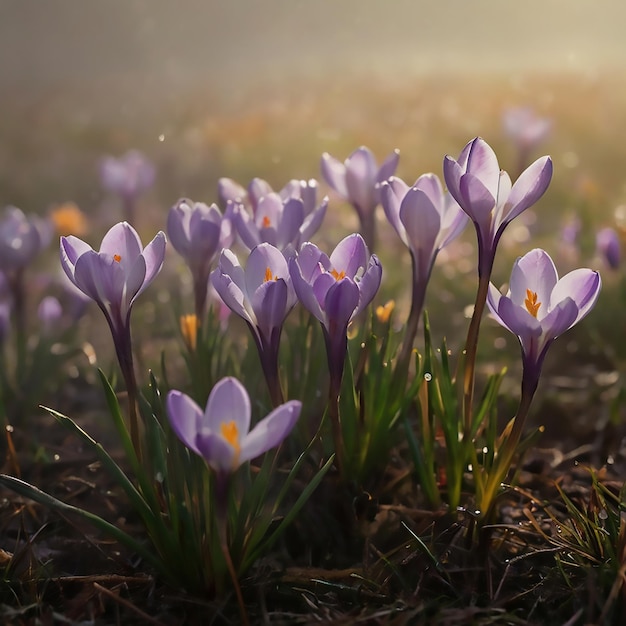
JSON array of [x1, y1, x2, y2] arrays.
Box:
[[320, 153, 348, 198], [299, 196, 328, 242], [245, 243, 289, 294], [248, 178, 274, 208], [73, 251, 122, 312], [497, 296, 542, 343], [296, 242, 329, 281], [195, 432, 237, 472], [289, 256, 325, 322], [324, 278, 360, 330], [234, 206, 263, 251], [538, 297, 579, 340], [239, 400, 301, 463], [509, 248, 558, 309], [399, 187, 441, 258], [330, 234, 368, 278], [503, 156, 553, 224], [376, 149, 400, 185], [60, 235, 92, 268], [211, 267, 255, 326], [204, 377, 251, 438], [464, 137, 501, 199], [99, 222, 142, 262], [443, 156, 464, 202], [276, 198, 304, 249], [166, 390, 203, 455], [218, 177, 247, 206], [459, 173, 496, 225], [250, 278, 288, 339], [380, 177, 409, 244], [345, 147, 378, 214], [139, 231, 166, 295], [550, 268, 601, 325], [355, 255, 382, 315]]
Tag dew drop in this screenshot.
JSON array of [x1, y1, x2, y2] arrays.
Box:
[[158, 134, 165, 142], [53, 454, 60, 461], [5, 424, 14, 433], [423, 372, 432, 382], [599, 509, 608, 520]]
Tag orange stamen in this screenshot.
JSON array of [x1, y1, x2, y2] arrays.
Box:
[[262, 216, 271, 228], [524, 289, 541, 317], [264, 266, 278, 282], [113, 254, 122, 263], [220, 420, 241, 457], [330, 269, 346, 281]]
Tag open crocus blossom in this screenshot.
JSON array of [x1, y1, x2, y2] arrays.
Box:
[[227, 178, 327, 253], [487, 248, 601, 387], [211, 243, 297, 405], [381, 174, 468, 333], [166, 377, 301, 474], [321, 146, 399, 250], [167, 199, 228, 319], [60, 222, 166, 339], [100, 150, 155, 201], [289, 234, 382, 392], [443, 137, 552, 277]]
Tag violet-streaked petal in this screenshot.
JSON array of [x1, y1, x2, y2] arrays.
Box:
[[239, 400, 301, 464], [277, 198, 304, 249], [296, 242, 329, 281], [459, 173, 496, 225], [289, 256, 325, 322], [245, 243, 289, 294], [538, 297, 579, 340], [497, 296, 542, 342], [399, 187, 441, 256], [210, 268, 254, 327], [345, 147, 378, 214], [324, 278, 360, 329], [166, 390, 203, 455], [249, 178, 274, 208], [380, 178, 408, 244], [443, 156, 464, 203], [204, 377, 251, 437], [250, 278, 288, 340], [60, 235, 92, 267], [465, 137, 501, 199], [139, 231, 166, 294], [234, 206, 262, 251]]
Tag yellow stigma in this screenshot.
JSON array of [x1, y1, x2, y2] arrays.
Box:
[[180, 314, 198, 351], [262, 215, 271, 228], [264, 266, 278, 282], [330, 269, 346, 281], [524, 289, 541, 317], [220, 420, 241, 457], [113, 254, 122, 263], [376, 300, 395, 323]]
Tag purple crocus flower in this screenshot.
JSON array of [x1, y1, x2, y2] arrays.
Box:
[[100, 150, 156, 224], [166, 376, 301, 474], [443, 137, 553, 278], [381, 174, 468, 352], [596, 227, 620, 270], [223, 177, 327, 253], [487, 248, 601, 388], [320, 146, 399, 250], [289, 234, 382, 394], [167, 199, 229, 319], [211, 243, 297, 405], [60, 222, 166, 454]]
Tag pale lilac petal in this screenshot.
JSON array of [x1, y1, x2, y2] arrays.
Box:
[[413, 173, 443, 206], [239, 400, 301, 463], [99, 222, 142, 262], [166, 202, 193, 258], [376, 149, 400, 184], [204, 377, 251, 437], [345, 147, 378, 214], [211, 267, 254, 326], [234, 205, 263, 251], [330, 234, 368, 278], [399, 187, 441, 257], [218, 177, 247, 206], [438, 199, 469, 248], [550, 269, 601, 325], [459, 174, 496, 225], [289, 256, 325, 322], [276, 198, 304, 249], [73, 251, 121, 310], [139, 231, 166, 293], [166, 390, 203, 455], [124, 254, 147, 312], [321, 153, 348, 198], [443, 156, 463, 202], [509, 248, 558, 309], [497, 296, 542, 343], [245, 243, 289, 294], [299, 196, 327, 242], [249, 178, 274, 208], [355, 255, 382, 316], [504, 156, 553, 224], [60, 235, 92, 267], [380, 177, 409, 244], [250, 278, 288, 340], [487, 283, 506, 328], [296, 242, 328, 281], [464, 137, 501, 199], [539, 298, 579, 340]]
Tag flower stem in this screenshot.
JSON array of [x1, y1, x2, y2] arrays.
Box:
[[462, 270, 491, 438], [215, 473, 249, 626]]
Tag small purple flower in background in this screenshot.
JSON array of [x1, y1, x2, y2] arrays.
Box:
[[0, 206, 47, 272], [60, 221, 166, 456], [381, 173, 468, 359], [166, 376, 301, 474], [167, 199, 230, 320], [38, 295, 63, 335], [321, 146, 399, 251], [502, 106, 552, 174], [596, 227, 620, 270], [211, 243, 296, 406], [443, 137, 553, 279], [100, 150, 156, 224], [487, 248, 601, 389], [220, 177, 327, 253]]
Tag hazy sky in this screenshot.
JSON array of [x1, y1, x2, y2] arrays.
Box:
[[1, 0, 626, 94]]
